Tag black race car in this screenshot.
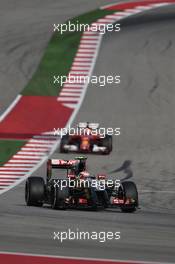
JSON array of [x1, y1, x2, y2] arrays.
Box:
[[25, 157, 108, 210], [25, 158, 138, 212]]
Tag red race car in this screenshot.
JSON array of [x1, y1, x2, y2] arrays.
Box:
[[60, 122, 112, 154]]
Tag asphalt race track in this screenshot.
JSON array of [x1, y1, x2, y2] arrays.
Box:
[[0, 2, 175, 263]]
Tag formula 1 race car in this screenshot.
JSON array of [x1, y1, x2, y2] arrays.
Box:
[[60, 122, 112, 154], [25, 157, 108, 210], [25, 157, 138, 213]]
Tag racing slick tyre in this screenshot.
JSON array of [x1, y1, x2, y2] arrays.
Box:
[[119, 181, 138, 213], [52, 182, 69, 210], [25, 177, 45, 207], [102, 135, 112, 154], [60, 134, 69, 153]]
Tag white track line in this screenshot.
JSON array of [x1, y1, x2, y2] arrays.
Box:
[[0, 176, 24, 178], [0, 172, 26, 175], [4, 164, 34, 167], [21, 148, 48, 151], [8, 160, 38, 164], [13, 155, 41, 159], [25, 144, 53, 147], [0, 95, 22, 122], [0, 168, 30, 171]]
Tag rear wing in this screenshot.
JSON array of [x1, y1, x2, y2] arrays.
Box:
[[46, 159, 78, 182], [48, 159, 77, 169]]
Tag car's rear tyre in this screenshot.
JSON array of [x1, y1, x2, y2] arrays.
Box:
[[25, 177, 45, 207], [60, 134, 69, 153], [52, 182, 69, 210], [102, 135, 112, 154], [119, 181, 138, 213]]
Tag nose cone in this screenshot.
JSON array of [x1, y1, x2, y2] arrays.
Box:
[[81, 137, 90, 150]]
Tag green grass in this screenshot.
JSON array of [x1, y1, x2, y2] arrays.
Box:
[[22, 9, 115, 96], [0, 140, 26, 166]]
